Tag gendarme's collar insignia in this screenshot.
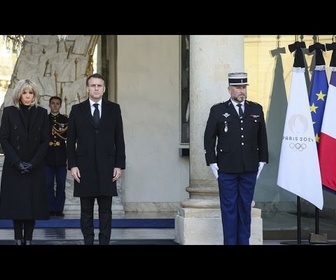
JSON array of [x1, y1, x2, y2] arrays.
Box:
[[223, 113, 230, 118]]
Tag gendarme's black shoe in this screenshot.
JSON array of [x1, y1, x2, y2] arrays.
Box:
[[49, 211, 56, 217]]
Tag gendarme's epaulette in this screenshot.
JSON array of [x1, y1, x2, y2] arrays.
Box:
[[225, 100, 232, 107], [211, 102, 223, 107], [246, 100, 261, 106]]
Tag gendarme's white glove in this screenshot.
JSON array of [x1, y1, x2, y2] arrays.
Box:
[[210, 163, 219, 179], [257, 162, 266, 179]]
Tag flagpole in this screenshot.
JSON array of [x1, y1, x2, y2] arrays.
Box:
[[310, 36, 321, 241], [307, 39, 328, 244], [315, 207, 319, 234], [297, 196, 301, 244]]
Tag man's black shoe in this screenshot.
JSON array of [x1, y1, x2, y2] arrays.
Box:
[[55, 211, 65, 217]]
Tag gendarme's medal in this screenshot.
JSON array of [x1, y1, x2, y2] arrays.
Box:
[[222, 113, 230, 133], [224, 122, 228, 133]]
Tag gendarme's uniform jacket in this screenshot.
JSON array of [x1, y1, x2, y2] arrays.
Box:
[[45, 113, 68, 167], [66, 98, 126, 197], [0, 105, 50, 219], [204, 99, 268, 173]]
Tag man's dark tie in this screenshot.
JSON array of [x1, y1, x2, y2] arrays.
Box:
[[93, 103, 100, 125], [237, 103, 243, 118]]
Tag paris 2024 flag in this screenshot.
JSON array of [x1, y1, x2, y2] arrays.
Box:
[[277, 67, 324, 210], [318, 68, 336, 193]]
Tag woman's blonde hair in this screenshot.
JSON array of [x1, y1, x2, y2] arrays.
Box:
[[12, 79, 40, 108]]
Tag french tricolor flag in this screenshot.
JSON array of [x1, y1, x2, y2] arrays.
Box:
[[318, 68, 336, 192]]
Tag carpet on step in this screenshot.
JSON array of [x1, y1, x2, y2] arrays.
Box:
[[0, 239, 179, 245], [0, 218, 175, 229]]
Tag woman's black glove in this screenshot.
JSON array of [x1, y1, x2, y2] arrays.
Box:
[[14, 162, 35, 174], [22, 162, 34, 172], [15, 162, 28, 174]]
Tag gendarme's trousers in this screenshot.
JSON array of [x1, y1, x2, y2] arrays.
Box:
[[217, 171, 257, 245], [45, 165, 67, 213], [80, 196, 112, 245]]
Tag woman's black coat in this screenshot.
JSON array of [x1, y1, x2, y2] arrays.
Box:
[[0, 105, 50, 220]]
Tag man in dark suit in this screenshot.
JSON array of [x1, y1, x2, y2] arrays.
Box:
[[204, 72, 269, 245], [45, 96, 68, 217], [67, 73, 126, 245]]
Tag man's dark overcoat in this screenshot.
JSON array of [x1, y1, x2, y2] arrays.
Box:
[[66, 99, 126, 197], [0, 105, 50, 219]]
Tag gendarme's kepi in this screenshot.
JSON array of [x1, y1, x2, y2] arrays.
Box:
[[228, 72, 248, 86]]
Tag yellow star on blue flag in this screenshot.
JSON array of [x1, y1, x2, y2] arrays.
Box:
[[309, 65, 328, 145]]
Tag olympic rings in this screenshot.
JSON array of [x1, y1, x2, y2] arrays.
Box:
[[289, 142, 307, 151]]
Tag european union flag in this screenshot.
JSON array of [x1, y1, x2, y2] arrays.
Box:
[[309, 64, 329, 146]]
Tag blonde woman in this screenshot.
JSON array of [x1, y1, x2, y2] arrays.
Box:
[[0, 79, 50, 245]]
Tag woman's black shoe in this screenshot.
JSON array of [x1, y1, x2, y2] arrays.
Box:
[[15, 239, 24, 245]]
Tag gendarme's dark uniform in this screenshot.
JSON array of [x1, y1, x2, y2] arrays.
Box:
[[45, 113, 68, 166], [204, 99, 268, 172], [45, 113, 68, 216], [204, 98, 268, 245]]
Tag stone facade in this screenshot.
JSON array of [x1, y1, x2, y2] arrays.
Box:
[[1, 35, 99, 115]]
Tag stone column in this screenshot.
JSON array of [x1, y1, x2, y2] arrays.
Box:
[[175, 35, 263, 245]]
